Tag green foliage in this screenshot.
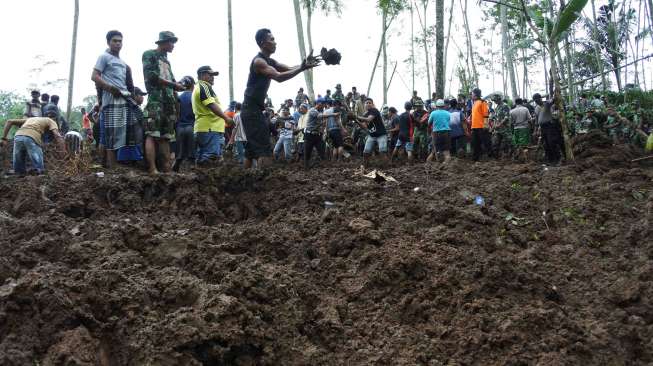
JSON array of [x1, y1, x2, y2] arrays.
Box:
[[0, 90, 26, 139], [0, 91, 25, 121], [302, 0, 343, 15], [551, 0, 589, 41], [377, 0, 405, 16]]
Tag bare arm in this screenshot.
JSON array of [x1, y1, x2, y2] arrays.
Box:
[[92, 69, 122, 97], [254, 51, 320, 83], [1, 119, 26, 141], [207, 103, 233, 126]]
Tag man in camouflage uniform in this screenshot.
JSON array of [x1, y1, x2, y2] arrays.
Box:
[[491, 95, 511, 158], [142, 31, 185, 174], [332, 84, 345, 104], [411, 99, 429, 160]]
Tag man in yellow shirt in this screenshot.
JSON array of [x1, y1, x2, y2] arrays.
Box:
[[1, 105, 64, 175], [191, 66, 233, 164]]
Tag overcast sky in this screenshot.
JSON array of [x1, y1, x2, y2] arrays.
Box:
[[1, 0, 651, 110]]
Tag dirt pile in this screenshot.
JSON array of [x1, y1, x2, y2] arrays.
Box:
[[0, 143, 652, 365]]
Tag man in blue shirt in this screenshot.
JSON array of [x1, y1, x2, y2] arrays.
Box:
[[448, 99, 466, 156], [172, 76, 196, 172], [427, 99, 451, 163]]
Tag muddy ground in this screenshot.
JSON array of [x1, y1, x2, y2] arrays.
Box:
[[0, 136, 652, 365]]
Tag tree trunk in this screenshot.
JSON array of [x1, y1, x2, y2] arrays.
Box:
[[435, 0, 445, 98], [415, 1, 432, 97], [443, 0, 455, 94], [227, 0, 234, 102], [367, 17, 394, 96], [411, 3, 415, 91], [564, 33, 575, 104], [501, 2, 518, 100], [549, 43, 574, 161], [306, 6, 316, 100], [590, 0, 608, 91], [292, 0, 314, 102], [648, 0, 653, 44], [461, 0, 478, 86], [382, 8, 388, 105], [66, 0, 79, 121]]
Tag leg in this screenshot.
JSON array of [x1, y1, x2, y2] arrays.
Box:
[[158, 139, 171, 173], [12, 137, 27, 175], [273, 137, 284, 160], [283, 137, 293, 161], [304, 134, 315, 169], [471, 129, 481, 161], [427, 132, 437, 162], [25, 139, 45, 174], [145, 136, 158, 174]]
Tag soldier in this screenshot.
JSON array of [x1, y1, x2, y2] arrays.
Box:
[[411, 99, 429, 160], [491, 95, 511, 158], [332, 83, 344, 103], [410, 90, 423, 107], [142, 31, 185, 174]]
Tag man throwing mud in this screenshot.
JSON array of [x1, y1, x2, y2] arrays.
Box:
[[241, 28, 321, 169]]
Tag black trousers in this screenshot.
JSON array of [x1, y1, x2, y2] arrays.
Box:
[[471, 129, 492, 161], [304, 133, 326, 168], [541, 123, 563, 163]]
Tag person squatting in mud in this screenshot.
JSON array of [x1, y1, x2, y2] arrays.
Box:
[[1, 105, 65, 175]]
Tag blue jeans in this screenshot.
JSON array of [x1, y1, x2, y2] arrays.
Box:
[[13, 135, 44, 174], [234, 140, 245, 164], [274, 136, 294, 160], [195, 131, 224, 162]]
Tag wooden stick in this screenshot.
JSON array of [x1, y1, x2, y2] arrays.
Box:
[[631, 155, 653, 162]]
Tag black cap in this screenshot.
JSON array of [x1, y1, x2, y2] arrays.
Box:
[[533, 93, 542, 100], [197, 66, 219, 77], [134, 87, 147, 96]]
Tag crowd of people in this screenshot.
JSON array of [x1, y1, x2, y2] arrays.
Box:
[[1, 28, 650, 176]]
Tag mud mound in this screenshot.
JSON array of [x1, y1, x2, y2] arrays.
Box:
[[0, 158, 652, 365], [572, 130, 642, 170]]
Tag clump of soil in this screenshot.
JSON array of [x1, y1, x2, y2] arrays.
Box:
[[0, 141, 652, 365]]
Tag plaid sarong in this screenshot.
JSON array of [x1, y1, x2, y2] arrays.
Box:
[[102, 95, 142, 150]]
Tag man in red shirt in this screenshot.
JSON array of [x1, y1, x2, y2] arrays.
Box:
[[81, 107, 93, 142]]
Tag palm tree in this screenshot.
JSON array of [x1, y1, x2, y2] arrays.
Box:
[[66, 0, 79, 121], [228, 0, 234, 102]]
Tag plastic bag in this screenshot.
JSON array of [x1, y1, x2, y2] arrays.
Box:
[[646, 134, 653, 152]]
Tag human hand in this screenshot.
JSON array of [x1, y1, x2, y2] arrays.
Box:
[[301, 49, 322, 70], [173, 82, 186, 92], [109, 86, 122, 98]]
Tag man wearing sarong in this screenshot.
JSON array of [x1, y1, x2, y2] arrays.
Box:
[[92, 30, 132, 168]]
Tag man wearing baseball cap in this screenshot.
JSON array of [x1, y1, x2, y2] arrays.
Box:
[[142, 31, 185, 174], [192, 66, 233, 165], [427, 99, 451, 163]]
